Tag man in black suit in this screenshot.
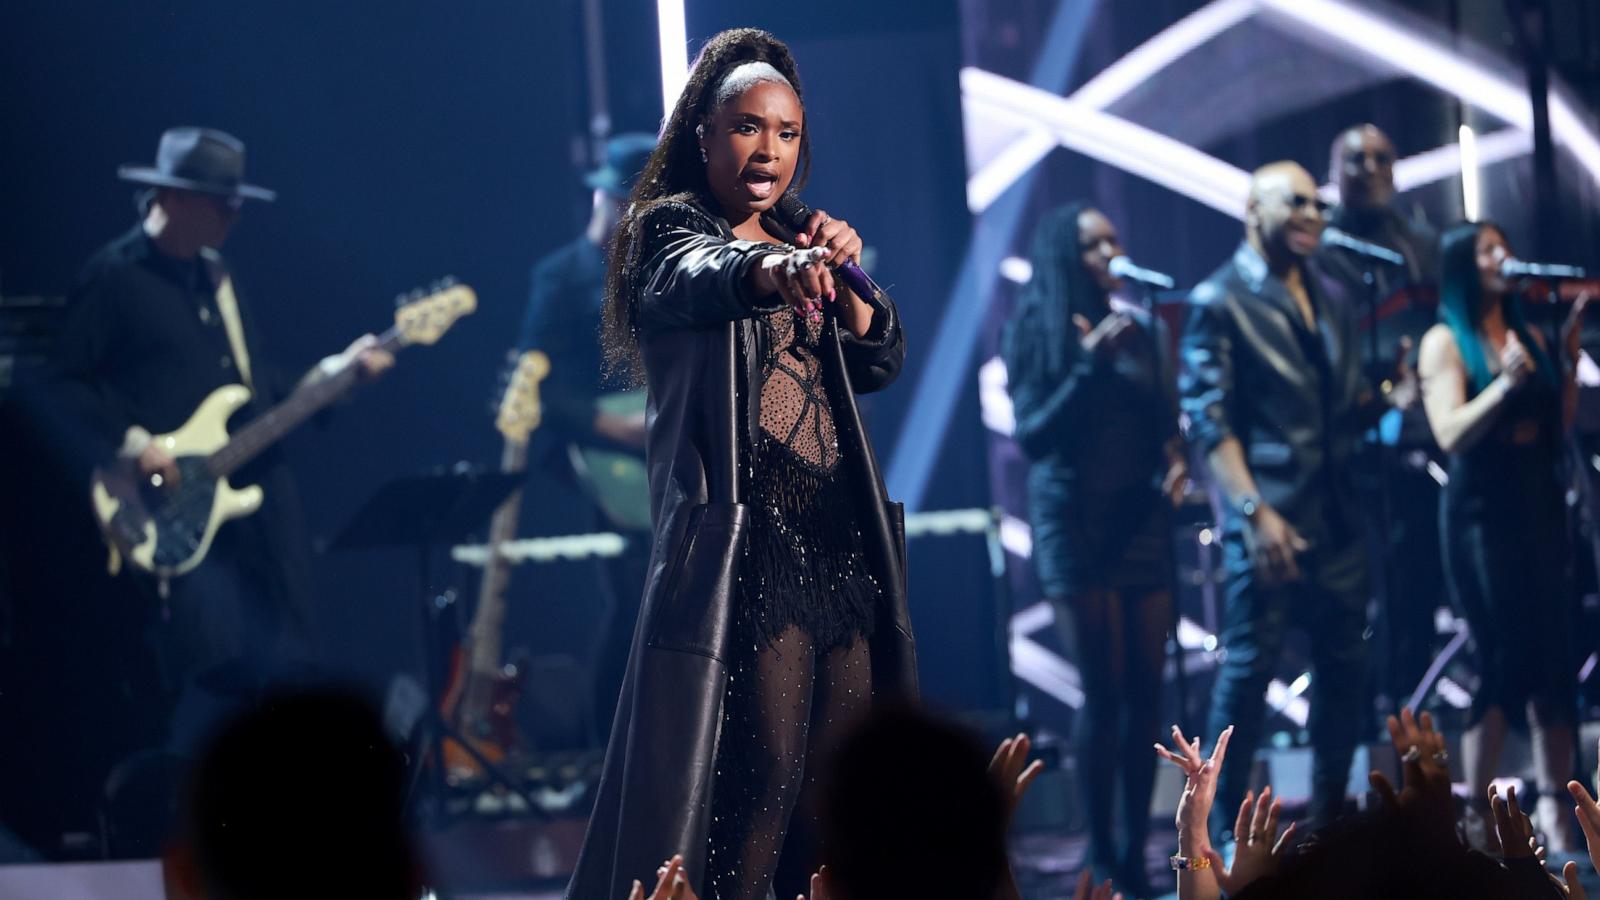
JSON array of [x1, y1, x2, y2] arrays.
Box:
[[1180, 161, 1414, 838]]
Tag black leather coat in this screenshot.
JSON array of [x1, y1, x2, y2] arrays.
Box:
[[1179, 242, 1382, 540], [565, 198, 915, 899]]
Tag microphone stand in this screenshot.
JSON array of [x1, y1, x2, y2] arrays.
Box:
[[1129, 281, 1190, 731], [1354, 253, 1407, 714]]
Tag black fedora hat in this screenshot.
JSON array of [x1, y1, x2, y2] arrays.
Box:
[[584, 132, 658, 198], [118, 126, 276, 202]]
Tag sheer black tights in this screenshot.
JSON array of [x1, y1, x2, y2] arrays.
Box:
[[704, 627, 873, 900], [1062, 588, 1171, 881]]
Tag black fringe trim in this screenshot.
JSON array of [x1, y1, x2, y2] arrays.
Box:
[[736, 436, 879, 652]]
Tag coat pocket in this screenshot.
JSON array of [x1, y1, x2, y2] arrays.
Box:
[[645, 501, 749, 661]]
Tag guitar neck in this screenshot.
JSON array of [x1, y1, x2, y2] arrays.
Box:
[[207, 326, 405, 478], [464, 437, 530, 677]]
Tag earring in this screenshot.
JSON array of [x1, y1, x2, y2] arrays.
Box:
[[700, 146, 708, 163]]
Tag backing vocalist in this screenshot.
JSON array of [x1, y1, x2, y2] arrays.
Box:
[[1417, 221, 1586, 849], [1002, 202, 1184, 896], [565, 28, 914, 900]]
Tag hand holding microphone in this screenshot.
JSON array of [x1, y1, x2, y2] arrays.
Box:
[[773, 192, 889, 314], [794, 209, 864, 273], [1500, 331, 1535, 388]]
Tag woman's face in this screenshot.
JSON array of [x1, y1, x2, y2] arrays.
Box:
[[1077, 209, 1124, 293], [1475, 225, 1511, 297], [699, 79, 803, 223]]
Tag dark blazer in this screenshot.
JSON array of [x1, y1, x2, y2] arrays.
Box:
[[1179, 241, 1380, 540], [565, 197, 915, 899]]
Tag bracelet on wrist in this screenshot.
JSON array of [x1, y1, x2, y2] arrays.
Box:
[[1170, 853, 1212, 871]]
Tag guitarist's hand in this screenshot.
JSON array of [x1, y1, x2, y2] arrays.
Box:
[[318, 334, 394, 384], [137, 443, 181, 490], [345, 333, 394, 383]]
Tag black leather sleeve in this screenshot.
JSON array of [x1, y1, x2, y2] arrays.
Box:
[[1178, 281, 1237, 455], [837, 288, 905, 394], [1002, 313, 1102, 461], [635, 201, 787, 333]]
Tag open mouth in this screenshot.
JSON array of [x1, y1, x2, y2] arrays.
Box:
[[1287, 223, 1320, 251], [741, 168, 779, 200]]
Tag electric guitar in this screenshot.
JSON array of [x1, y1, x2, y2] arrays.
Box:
[[90, 282, 476, 583], [440, 349, 548, 784]]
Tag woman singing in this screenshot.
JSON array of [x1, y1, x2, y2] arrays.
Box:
[[565, 29, 913, 900], [1418, 221, 1586, 850], [1002, 203, 1186, 895]]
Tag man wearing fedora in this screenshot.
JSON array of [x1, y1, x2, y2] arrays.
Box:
[[513, 132, 655, 743], [48, 126, 390, 753]]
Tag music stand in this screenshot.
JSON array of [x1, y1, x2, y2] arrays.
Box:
[[330, 465, 538, 821]]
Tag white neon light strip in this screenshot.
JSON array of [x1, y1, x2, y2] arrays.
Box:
[[1459, 125, 1481, 221], [1072, 0, 1257, 111], [1258, 0, 1600, 188], [1011, 600, 1056, 636], [999, 513, 1033, 559], [969, 128, 1059, 213], [1011, 634, 1086, 708], [978, 354, 1016, 436], [963, 68, 1252, 216], [964, 0, 1600, 212], [656, 0, 689, 117], [999, 256, 1034, 284], [1393, 127, 1530, 193]]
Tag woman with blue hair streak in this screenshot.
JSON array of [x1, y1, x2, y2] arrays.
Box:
[[1418, 220, 1588, 850]]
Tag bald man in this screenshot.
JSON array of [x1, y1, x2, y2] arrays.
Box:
[[1180, 162, 1401, 839], [1320, 124, 1437, 298]]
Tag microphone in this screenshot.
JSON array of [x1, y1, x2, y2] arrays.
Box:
[[772, 192, 887, 311], [1322, 227, 1406, 266], [1501, 258, 1588, 280], [1108, 256, 1176, 290]]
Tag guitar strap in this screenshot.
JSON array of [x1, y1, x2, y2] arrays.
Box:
[[202, 249, 255, 392]]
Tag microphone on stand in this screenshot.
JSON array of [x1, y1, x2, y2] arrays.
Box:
[[1501, 258, 1588, 280], [1108, 256, 1176, 290], [1322, 226, 1406, 266], [772, 192, 888, 312]]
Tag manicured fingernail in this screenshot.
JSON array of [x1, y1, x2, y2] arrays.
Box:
[[828, 289, 836, 301]]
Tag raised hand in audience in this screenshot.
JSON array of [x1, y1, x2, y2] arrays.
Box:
[[1069, 866, 1121, 900], [1489, 784, 1544, 862], [628, 855, 697, 900], [1202, 787, 1295, 894], [1566, 765, 1600, 892], [1555, 861, 1589, 899], [797, 865, 832, 900], [1155, 724, 1233, 837], [989, 732, 1046, 828], [1367, 708, 1452, 822], [1155, 724, 1233, 900]]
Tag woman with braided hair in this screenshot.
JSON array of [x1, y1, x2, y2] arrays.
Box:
[[1003, 202, 1186, 895], [566, 28, 914, 900]]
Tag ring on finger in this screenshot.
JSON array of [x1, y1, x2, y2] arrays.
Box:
[[1432, 750, 1449, 763], [1401, 746, 1422, 763]]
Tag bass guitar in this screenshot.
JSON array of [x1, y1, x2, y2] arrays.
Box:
[[440, 349, 548, 784], [90, 282, 476, 585]]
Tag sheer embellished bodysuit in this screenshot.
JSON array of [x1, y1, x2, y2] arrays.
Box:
[[703, 306, 880, 900]]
